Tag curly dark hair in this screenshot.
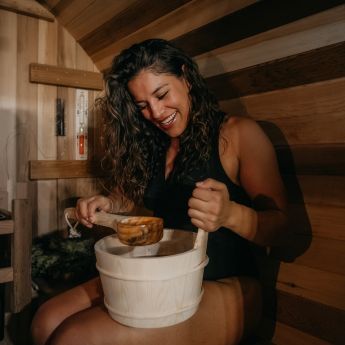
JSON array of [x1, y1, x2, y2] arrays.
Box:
[[98, 38, 225, 205]]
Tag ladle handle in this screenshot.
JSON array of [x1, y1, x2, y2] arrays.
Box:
[[64, 207, 127, 231]]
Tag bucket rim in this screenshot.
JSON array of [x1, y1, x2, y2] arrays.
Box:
[[94, 229, 204, 262]]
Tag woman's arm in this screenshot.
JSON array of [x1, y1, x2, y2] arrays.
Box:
[[75, 190, 135, 228], [188, 116, 288, 247]]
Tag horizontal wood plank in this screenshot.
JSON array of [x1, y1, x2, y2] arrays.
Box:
[[171, 0, 345, 57], [276, 144, 345, 175], [286, 175, 345, 207], [220, 77, 345, 145], [0, 267, 13, 283], [273, 290, 345, 345], [258, 319, 331, 345], [0, 219, 14, 234], [196, 10, 345, 78], [29, 160, 104, 179], [29, 143, 345, 179], [80, 0, 191, 56], [295, 235, 345, 274], [29, 63, 103, 90], [276, 264, 345, 311], [206, 42, 345, 100], [0, 0, 55, 21], [92, 0, 258, 71], [289, 203, 345, 241]]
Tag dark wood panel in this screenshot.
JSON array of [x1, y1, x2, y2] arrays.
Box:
[[206, 42, 345, 100], [80, 0, 191, 56], [29, 63, 103, 90], [171, 0, 345, 57], [276, 144, 345, 175], [263, 290, 345, 345]]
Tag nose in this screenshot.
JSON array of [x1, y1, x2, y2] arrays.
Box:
[[150, 100, 164, 119]]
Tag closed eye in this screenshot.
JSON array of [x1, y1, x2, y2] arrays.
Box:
[[157, 91, 168, 100]]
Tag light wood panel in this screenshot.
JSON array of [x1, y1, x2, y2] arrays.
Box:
[[171, 0, 345, 57], [0, 10, 17, 205], [196, 5, 345, 78], [220, 77, 345, 145], [0, 0, 54, 21], [36, 18, 58, 236], [274, 263, 345, 310]]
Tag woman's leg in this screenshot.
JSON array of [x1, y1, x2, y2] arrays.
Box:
[[31, 277, 103, 345], [44, 277, 261, 345]]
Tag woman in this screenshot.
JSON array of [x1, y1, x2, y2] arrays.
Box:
[[31, 39, 287, 345]]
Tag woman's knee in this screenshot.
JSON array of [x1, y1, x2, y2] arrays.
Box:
[[31, 299, 65, 345]]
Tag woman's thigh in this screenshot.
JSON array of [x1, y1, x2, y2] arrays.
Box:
[[31, 277, 103, 345], [47, 277, 262, 345]]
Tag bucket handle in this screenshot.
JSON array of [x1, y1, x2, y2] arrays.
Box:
[[194, 228, 208, 250]]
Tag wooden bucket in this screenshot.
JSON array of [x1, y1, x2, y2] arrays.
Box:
[[95, 228, 208, 328]]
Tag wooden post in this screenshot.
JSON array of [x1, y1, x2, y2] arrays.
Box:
[[11, 199, 32, 313]]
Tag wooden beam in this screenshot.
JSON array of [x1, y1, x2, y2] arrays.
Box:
[[29, 160, 104, 179], [0, 0, 55, 21], [79, 0, 191, 56], [29, 63, 103, 90], [206, 42, 345, 100], [0, 220, 14, 235], [171, 0, 345, 57]]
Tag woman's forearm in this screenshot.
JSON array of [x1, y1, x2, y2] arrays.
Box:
[[225, 201, 288, 246]]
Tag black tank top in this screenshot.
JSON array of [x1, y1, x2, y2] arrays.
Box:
[[144, 132, 258, 280]]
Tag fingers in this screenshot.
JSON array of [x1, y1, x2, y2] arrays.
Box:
[[75, 195, 112, 228], [188, 179, 230, 232], [196, 178, 228, 192]]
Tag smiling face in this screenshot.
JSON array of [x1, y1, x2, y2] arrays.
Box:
[[128, 69, 190, 138]]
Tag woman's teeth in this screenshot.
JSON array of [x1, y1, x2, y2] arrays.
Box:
[[160, 112, 176, 126]]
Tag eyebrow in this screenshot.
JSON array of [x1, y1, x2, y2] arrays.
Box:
[[135, 83, 169, 103]]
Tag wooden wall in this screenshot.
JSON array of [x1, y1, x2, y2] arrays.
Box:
[[1, 1, 344, 344], [0, 8, 101, 236]]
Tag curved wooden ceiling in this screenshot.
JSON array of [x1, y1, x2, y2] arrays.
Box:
[[39, 0, 345, 73]]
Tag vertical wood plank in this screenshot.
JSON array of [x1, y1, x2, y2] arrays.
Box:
[[11, 199, 32, 312], [0, 10, 17, 209], [36, 18, 59, 236], [16, 14, 38, 231]]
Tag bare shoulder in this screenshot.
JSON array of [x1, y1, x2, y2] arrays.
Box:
[[221, 115, 268, 155]]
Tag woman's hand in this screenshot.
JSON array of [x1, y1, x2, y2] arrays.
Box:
[[188, 178, 234, 232], [75, 195, 113, 228]]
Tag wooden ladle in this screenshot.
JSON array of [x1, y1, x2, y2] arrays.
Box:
[[64, 208, 164, 246]]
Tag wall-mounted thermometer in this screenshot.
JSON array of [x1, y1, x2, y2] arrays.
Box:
[[75, 89, 88, 160]]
